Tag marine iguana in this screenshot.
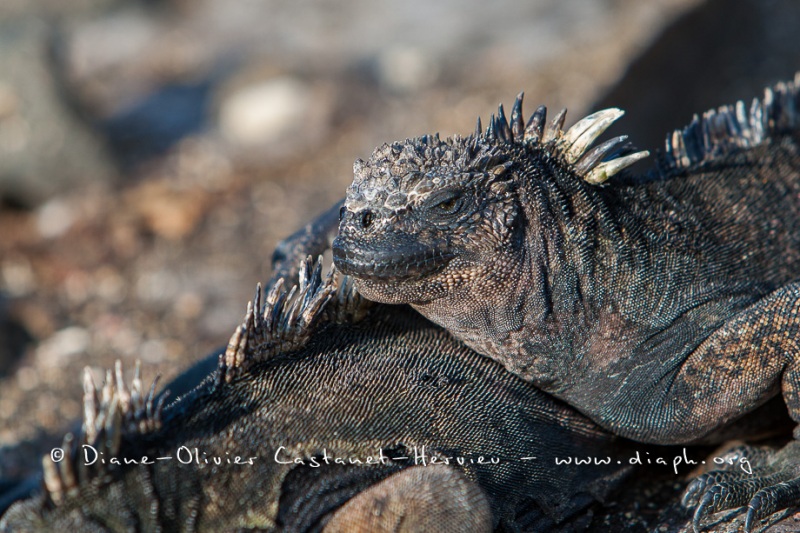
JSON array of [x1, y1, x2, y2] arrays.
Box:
[[0, 260, 634, 532], [331, 74, 800, 530]]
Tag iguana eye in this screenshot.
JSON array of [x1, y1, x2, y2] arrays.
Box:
[[436, 198, 458, 211], [360, 210, 374, 229], [428, 191, 464, 216]]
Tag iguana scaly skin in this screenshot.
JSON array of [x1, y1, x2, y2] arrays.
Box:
[[332, 75, 800, 530], [0, 260, 632, 532]]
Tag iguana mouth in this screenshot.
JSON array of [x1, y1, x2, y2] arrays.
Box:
[[332, 236, 454, 281]]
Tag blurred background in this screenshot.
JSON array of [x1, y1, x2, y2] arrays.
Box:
[[1, 0, 799, 490]]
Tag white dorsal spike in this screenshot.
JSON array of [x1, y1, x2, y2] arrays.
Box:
[[82, 368, 98, 443], [560, 108, 625, 163], [573, 135, 628, 175], [60, 433, 77, 490], [584, 150, 649, 185], [43, 453, 63, 503], [102, 370, 113, 405], [264, 278, 284, 324], [114, 360, 130, 413], [224, 325, 245, 371], [134, 360, 142, 392]]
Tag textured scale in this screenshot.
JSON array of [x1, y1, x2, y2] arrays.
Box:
[[0, 271, 631, 532]]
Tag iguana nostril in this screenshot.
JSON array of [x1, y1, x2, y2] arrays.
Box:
[[339, 206, 346, 222], [360, 210, 374, 229]]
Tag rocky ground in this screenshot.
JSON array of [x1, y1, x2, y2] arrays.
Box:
[[1, 0, 800, 530]]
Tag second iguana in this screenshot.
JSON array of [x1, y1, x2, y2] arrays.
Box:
[[332, 75, 800, 530], [0, 261, 636, 531]]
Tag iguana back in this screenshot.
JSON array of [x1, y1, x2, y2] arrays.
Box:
[[0, 269, 628, 531]]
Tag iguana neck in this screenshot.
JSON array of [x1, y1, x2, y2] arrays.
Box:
[[412, 166, 654, 391]]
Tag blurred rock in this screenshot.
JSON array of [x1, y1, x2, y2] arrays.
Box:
[[125, 179, 213, 240], [0, 258, 35, 298], [50, 0, 701, 171], [100, 77, 215, 169], [35, 198, 75, 239], [0, 19, 116, 208], [35, 326, 90, 367], [0, 0, 122, 21], [219, 76, 311, 146], [64, 8, 159, 92], [375, 46, 439, 93], [216, 74, 333, 157]]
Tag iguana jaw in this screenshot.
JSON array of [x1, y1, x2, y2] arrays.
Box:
[[332, 233, 455, 282]]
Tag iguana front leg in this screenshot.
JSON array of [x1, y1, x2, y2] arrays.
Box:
[[624, 283, 800, 531], [624, 282, 800, 444]]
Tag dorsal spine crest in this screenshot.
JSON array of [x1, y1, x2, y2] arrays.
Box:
[[219, 257, 369, 384], [44, 360, 164, 505], [660, 73, 800, 172], [474, 93, 648, 185]]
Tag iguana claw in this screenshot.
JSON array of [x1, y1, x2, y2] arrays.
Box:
[[684, 442, 800, 532]]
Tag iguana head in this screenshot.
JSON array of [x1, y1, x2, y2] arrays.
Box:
[[332, 94, 648, 307]]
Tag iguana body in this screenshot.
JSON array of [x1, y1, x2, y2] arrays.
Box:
[[0, 263, 632, 531], [332, 75, 800, 529]]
